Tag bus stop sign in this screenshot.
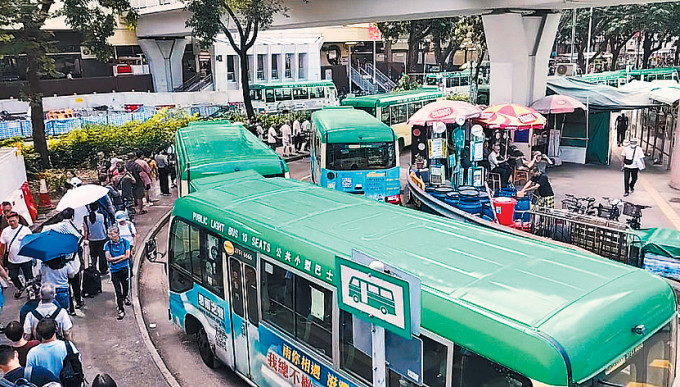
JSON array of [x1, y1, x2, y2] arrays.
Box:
[[337, 256, 412, 339]]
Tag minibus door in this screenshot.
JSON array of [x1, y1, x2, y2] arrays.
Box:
[[228, 257, 256, 378]]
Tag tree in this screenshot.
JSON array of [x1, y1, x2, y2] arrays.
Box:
[[186, 0, 285, 119], [0, 0, 138, 169], [463, 16, 486, 87], [603, 6, 639, 70], [378, 20, 432, 72], [429, 17, 467, 71], [637, 3, 678, 68], [556, 8, 608, 73]]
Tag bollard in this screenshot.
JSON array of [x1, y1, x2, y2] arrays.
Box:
[[37, 174, 53, 209]]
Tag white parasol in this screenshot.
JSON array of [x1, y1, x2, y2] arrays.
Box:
[[56, 184, 110, 211]]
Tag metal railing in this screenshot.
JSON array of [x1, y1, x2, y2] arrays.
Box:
[[529, 208, 642, 267], [365, 63, 396, 91], [174, 73, 213, 92], [350, 66, 377, 94]]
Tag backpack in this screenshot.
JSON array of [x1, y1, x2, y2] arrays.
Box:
[[60, 341, 84, 387], [30, 306, 64, 339]]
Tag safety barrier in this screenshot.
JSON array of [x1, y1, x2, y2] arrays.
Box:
[[0, 105, 225, 140]]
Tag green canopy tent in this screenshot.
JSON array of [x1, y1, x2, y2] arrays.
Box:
[[546, 77, 657, 165]]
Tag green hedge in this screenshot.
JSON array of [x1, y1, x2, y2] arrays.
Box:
[[21, 110, 196, 172]]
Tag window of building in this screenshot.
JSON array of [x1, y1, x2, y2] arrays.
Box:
[[285, 54, 294, 78], [272, 54, 280, 79], [227, 55, 236, 82], [247, 55, 254, 82], [298, 53, 307, 79], [257, 54, 266, 81], [261, 260, 333, 359]]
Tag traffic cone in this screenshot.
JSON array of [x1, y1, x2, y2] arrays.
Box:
[[38, 174, 53, 210]]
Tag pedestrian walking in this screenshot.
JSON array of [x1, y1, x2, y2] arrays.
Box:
[[115, 211, 136, 252], [154, 151, 171, 196], [23, 284, 73, 341], [135, 151, 154, 207], [25, 319, 80, 379], [4, 321, 39, 366], [616, 113, 629, 147], [301, 119, 311, 152], [104, 227, 132, 320], [255, 124, 264, 141], [280, 121, 293, 156], [519, 167, 555, 209], [167, 144, 177, 188], [0, 344, 60, 386], [83, 203, 108, 276], [292, 119, 301, 152], [42, 208, 84, 312], [125, 153, 146, 215], [622, 138, 645, 197], [267, 125, 278, 151], [0, 212, 33, 298]]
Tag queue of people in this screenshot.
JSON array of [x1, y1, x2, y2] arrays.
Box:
[[258, 118, 311, 157]]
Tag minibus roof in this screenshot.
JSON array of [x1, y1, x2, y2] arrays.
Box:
[[175, 172, 675, 385], [311, 107, 396, 144], [175, 123, 288, 186]]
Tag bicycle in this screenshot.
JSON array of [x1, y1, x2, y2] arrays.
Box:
[[597, 196, 621, 221], [622, 201, 650, 230], [561, 194, 596, 215]]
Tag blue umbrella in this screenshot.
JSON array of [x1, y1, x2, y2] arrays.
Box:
[[19, 230, 80, 262]]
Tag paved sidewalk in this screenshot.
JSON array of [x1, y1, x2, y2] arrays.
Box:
[[0, 195, 176, 386], [547, 144, 679, 230]]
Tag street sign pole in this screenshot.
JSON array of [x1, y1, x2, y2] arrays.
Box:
[[371, 323, 386, 387]]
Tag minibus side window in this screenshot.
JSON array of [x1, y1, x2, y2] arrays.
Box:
[[294, 275, 333, 357], [169, 220, 193, 293], [340, 311, 373, 384], [261, 262, 295, 334], [189, 225, 202, 280], [261, 260, 333, 360], [203, 233, 224, 298], [387, 335, 448, 387], [452, 346, 531, 387]]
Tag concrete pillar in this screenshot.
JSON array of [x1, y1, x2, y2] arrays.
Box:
[[138, 38, 187, 92], [482, 11, 561, 106]]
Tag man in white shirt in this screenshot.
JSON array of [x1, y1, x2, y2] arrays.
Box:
[[0, 212, 33, 298], [292, 119, 302, 152], [488, 144, 511, 187], [267, 126, 278, 151], [24, 284, 73, 341], [280, 121, 293, 157], [622, 138, 645, 197]]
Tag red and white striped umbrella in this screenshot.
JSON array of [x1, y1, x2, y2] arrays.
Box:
[[476, 104, 546, 130], [408, 100, 482, 126]]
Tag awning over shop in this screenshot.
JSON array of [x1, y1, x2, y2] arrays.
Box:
[[546, 77, 658, 111]]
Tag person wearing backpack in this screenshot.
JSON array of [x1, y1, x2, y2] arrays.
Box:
[[23, 284, 73, 342], [622, 138, 645, 197], [0, 344, 60, 386], [83, 203, 108, 275], [26, 319, 82, 387]]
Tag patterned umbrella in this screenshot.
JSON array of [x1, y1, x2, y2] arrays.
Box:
[[530, 95, 586, 114], [476, 104, 546, 130], [407, 100, 482, 126]]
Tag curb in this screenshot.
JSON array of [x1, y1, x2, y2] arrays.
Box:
[[284, 152, 309, 163], [131, 210, 181, 387]]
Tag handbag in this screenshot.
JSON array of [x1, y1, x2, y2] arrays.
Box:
[[624, 146, 637, 165]]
